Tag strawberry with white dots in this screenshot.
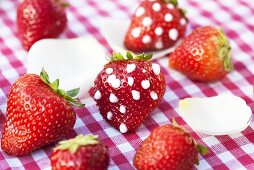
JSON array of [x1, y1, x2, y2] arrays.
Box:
[[124, 0, 187, 52], [93, 53, 166, 133]]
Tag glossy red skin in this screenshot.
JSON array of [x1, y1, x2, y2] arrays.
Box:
[[124, 0, 187, 52], [93, 60, 166, 132], [17, 0, 67, 50], [51, 143, 109, 170], [169, 26, 228, 82], [1, 74, 76, 156], [134, 125, 198, 170]]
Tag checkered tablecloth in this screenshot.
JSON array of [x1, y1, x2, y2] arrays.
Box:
[[1, 0, 254, 169]]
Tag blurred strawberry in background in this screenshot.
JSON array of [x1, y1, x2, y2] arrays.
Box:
[[124, 0, 187, 52], [17, 0, 68, 51]]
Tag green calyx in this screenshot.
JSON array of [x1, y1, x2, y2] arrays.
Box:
[[54, 135, 99, 153], [218, 28, 234, 72], [108, 52, 153, 61], [162, 0, 178, 6], [172, 118, 209, 165], [197, 144, 209, 155], [54, 0, 70, 8], [40, 68, 85, 108], [162, 0, 187, 17]]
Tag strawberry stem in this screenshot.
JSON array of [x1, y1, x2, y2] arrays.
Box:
[[40, 68, 85, 108], [108, 52, 153, 61], [54, 135, 99, 153]]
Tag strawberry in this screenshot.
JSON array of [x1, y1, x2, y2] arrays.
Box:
[[51, 134, 109, 170], [134, 121, 208, 170], [124, 0, 187, 52], [1, 69, 84, 156], [169, 26, 233, 82], [92, 52, 166, 133], [17, 0, 68, 51]]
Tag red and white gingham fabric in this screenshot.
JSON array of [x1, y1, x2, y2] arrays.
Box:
[[0, 0, 254, 169]]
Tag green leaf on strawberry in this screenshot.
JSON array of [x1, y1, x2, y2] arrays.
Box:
[[40, 68, 84, 107], [1, 69, 84, 155], [93, 52, 166, 133], [134, 121, 209, 169], [51, 134, 109, 170], [170, 26, 233, 82]]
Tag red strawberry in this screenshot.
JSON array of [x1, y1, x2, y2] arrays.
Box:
[[1, 69, 84, 156], [134, 121, 208, 170], [51, 134, 109, 170], [124, 0, 187, 52], [169, 26, 233, 82], [17, 0, 68, 50], [93, 53, 166, 133]]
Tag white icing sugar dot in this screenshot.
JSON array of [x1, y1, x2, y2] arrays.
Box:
[[111, 79, 121, 88], [119, 105, 126, 114], [155, 27, 163, 36], [107, 74, 116, 83], [142, 17, 152, 27], [142, 69, 146, 73], [167, 4, 174, 9], [94, 90, 101, 100], [131, 27, 141, 38], [155, 41, 163, 49], [152, 63, 160, 75], [131, 90, 140, 100], [164, 13, 173, 22], [150, 91, 158, 100], [128, 77, 134, 86], [107, 111, 113, 120], [119, 123, 128, 133], [135, 7, 145, 17], [180, 18, 186, 25], [107, 75, 121, 88], [169, 28, 178, 41], [152, 3, 161, 12], [126, 64, 136, 73], [106, 68, 113, 74], [109, 93, 118, 103], [141, 80, 150, 89], [142, 35, 151, 44]]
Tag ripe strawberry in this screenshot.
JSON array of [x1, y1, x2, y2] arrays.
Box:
[[93, 52, 166, 133], [134, 121, 208, 170], [17, 0, 68, 50], [169, 26, 233, 82], [124, 0, 187, 52], [51, 134, 109, 170], [1, 69, 84, 156]]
